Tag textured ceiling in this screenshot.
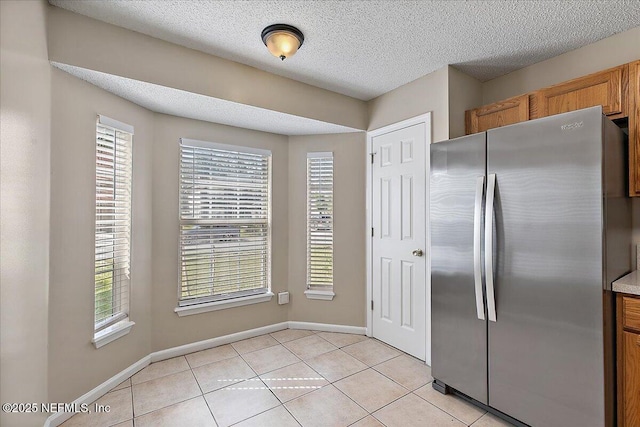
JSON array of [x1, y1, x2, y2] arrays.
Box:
[[52, 63, 362, 135], [50, 1, 640, 100]]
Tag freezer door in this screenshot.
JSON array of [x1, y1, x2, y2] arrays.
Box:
[[430, 133, 487, 404], [486, 107, 607, 427]]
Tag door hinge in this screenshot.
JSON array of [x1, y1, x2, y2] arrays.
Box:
[[370, 152, 375, 164], [371, 300, 374, 311], [371, 227, 374, 237]]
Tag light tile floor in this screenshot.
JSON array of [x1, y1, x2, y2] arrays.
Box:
[[61, 330, 516, 427]]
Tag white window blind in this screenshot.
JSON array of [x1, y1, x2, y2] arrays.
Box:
[[95, 116, 133, 333], [179, 139, 271, 306], [307, 152, 334, 290]]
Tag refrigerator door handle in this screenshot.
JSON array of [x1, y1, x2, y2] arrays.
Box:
[[485, 173, 497, 322], [473, 176, 485, 320]]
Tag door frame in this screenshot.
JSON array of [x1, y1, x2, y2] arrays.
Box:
[[366, 113, 432, 365]]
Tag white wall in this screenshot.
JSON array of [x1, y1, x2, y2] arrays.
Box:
[[0, 1, 50, 425]]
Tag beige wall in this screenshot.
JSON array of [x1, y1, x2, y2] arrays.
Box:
[[151, 114, 289, 351], [448, 66, 482, 139], [368, 66, 450, 142], [0, 1, 51, 425], [482, 26, 640, 104], [287, 133, 367, 326], [46, 6, 368, 131], [46, 71, 291, 402], [48, 68, 155, 403], [477, 26, 640, 265]]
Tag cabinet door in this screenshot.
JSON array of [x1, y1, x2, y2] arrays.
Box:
[[465, 94, 529, 134], [534, 64, 628, 119], [629, 60, 640, 196], [623, 331, 640, 427]]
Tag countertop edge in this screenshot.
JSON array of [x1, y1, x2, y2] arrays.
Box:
[[612, 270, 640, 296]]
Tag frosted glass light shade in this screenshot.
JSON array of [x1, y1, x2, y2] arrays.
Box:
[[261, 24, 304, 61]]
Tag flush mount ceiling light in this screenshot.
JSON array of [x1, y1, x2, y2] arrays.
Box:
[[261, 24, 304, 61]]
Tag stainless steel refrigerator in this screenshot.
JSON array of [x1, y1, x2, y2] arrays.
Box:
[[430, 106, 631, 427]]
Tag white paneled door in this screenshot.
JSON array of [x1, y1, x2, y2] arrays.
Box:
[[371, 121, 427, 361]]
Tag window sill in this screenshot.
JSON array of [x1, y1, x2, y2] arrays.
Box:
[[174, 292, 274, 317], [92, 320, 135, 349], [304, 290, 335, 301]]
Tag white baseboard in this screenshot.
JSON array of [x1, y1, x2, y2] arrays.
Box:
[[150, 322, 289, 362], [43, 321, 364, 427], [288, 321, 366, 335], [44, 355, 150, 427]]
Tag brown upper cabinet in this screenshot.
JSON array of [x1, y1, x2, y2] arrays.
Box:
[[465, 61, 640, 196], [534, 64, 628, 120], [630, 60, 640, 196], [465, 94, 530, 134]]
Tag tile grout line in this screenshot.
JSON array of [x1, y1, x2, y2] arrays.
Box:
[[231, 334, 282, 356], [305, 347, 369, 383], [280, 400, 304, 427], [365, 390, 418, 424], [185, 357, 221, 427], [129, 382, 135, 426], [282, 401, 306, 427], [329, 383, 373, 420], [333, 367, 413, 403], [410, 387, 486, 427], [254, 341, 371, 426], [368, 359, 430, 392], [260, 360, 330, 405], [224, 399, 279, 427], [133, 395, 212, 426], [325, 348, 433, 427], [215, 343, 295, 427], [233, 343, 282, 357], [339, 342, 402, 367], [328, 364, 414, 423], [278, 331, 340, 357], [232, 337, 289, 425], [269, 329, 316, 345], [132, 370, 207, 422], [183, 345, 240, 370], [236, 341, 301, 377], [260, 365, 288, 423], [129, 356, 191, 387], [346, 412, 388, 427], [409, 389, 479, 426]]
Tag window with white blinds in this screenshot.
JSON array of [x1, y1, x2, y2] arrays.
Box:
[[179, 139, 271, 306], [307, 152, 334, 290], [94, 116, 133, 333]]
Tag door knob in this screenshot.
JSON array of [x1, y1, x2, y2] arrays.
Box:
[[412, 249, 424, 257]]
